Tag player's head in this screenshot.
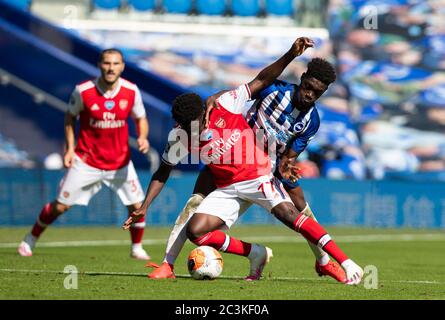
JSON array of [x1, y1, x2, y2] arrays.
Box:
[[172, 93, 205, 134], [98, 48, 125, 85], [299, 57, 336, 109]]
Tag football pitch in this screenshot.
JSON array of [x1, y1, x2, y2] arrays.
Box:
[[0, 225, 444, 300]]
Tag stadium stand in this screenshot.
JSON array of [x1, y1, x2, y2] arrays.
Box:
[[91, 0, 121, 10], [196, 0, 227, 16], [162, 0, 192, 14], [4, 0, 445, 182], [128, 0, 156, 12], [1, 0, 32, 10], [265, 0, 293, 16], [0, 133, 34, 168], [231, 0, 261, 17]]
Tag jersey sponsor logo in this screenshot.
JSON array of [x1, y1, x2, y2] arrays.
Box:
[[90, 112, 125, 129], [91, 104, 100, 111], [119, 99, 128, 110], [104, 100, 115, 110], [207, 129, 241, 162], [215, 117, 226, 128]]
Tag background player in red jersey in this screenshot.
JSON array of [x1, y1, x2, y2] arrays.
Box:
[[18, 49, 151, 260]]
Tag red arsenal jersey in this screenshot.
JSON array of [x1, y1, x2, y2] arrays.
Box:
[[68, 78, 146, 170], [162, 84, 271, 188]]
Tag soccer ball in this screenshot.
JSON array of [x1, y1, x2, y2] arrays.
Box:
[[187, 246, 223, 280]]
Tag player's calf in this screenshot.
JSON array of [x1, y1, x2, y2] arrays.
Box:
[[271, 202, 363, 284]]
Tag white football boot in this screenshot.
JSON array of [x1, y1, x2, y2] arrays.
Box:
[[18, 233, 37, 257], [245, 244, 273, 281], [341, 259, 364, 285], [130, 244, 151, 260]]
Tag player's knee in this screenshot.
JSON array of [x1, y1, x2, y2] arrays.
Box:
[[271, 202, 299, 228], [186, 216, 210, 241], [186, 222, 203, 241]]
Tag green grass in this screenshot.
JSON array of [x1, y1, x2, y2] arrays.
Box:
[[0, 226, 444, 300]]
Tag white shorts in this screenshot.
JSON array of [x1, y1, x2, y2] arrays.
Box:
[[56, 155, 144, 206], [195, 173, 292, 228]]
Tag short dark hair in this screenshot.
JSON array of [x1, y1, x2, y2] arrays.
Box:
[[99, 48, 124, 62], [306, 58, 336, 86], [172, 93, 203, 127]]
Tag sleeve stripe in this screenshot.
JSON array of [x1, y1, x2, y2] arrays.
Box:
[[161, 157, 175, 166], [244, 83, 251, 99]]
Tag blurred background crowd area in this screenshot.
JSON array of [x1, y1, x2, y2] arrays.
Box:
[[2, 0, 445, 182]]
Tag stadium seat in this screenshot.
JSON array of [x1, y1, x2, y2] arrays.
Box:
[[128, 0, 156, 11], [92, 0, 121, 10], [196, 0, 226, 16], [163, 0, 192, 14], [2, 0, 32, 10], [231, 0, 261, 17], [265, 0, 293, 16]]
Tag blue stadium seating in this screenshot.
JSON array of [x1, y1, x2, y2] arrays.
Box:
[[196, 0, 226, 16], [2, 0, 31, 10], [265, 0, 293, 16], [163, 0, 192, 14], [92, 0, 121, 10], [231, 0, 260, 17], [128, 0, 156, 11]]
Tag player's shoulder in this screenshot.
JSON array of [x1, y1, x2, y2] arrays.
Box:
[[307, 105, 321, 129], [76, 79, 95, 93], [120, 78, 140, 92], [261, 79, 293, 97]]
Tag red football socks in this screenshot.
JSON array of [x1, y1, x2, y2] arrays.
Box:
[[31, 203, 58, 238], [192, 230, 252, 257], [129, 214, 146, 244], [294, 213, 348, 264]]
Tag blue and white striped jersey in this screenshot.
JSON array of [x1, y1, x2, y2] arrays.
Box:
[[245, 79, 320, 158]]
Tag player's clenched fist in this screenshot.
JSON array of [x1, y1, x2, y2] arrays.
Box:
[[137, 137, 150, 154], [63, 150, 75, 168], [292, 37, 314, 56]]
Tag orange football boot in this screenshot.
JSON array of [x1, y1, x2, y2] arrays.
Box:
[[146, 261, 176, 279], [315, 260, 347, 283]]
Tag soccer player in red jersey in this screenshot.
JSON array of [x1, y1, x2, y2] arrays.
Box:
[[124, 39, 364, 284], [18, 49, 151, 260]]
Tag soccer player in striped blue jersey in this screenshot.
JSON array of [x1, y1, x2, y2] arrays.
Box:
[[243, 58, 343, 281]]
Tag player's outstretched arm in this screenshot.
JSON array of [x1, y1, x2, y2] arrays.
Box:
[[122, 161, 173, 229], [248, 37, 314, 98]]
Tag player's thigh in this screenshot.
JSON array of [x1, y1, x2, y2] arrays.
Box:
[[237, 174, 293, 213], [193, 187, 247, 230], [193, 166, 217, 196], [57, 156, 103, 206], [103, 161, 144, 206], [285, 185, 307, 211]]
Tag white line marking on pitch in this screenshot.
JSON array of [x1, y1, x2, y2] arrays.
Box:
[[0, 268, 443, 285], [0, 233, 444, 249]]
